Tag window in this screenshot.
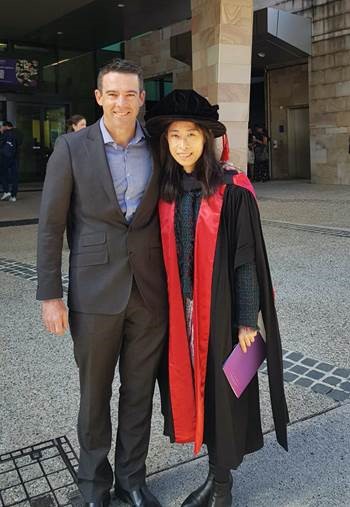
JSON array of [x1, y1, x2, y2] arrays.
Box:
[[144, 74, 173, 112]]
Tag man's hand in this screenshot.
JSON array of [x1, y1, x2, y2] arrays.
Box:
[[238, 326, 257, 354], [42, 299, 69, 335]]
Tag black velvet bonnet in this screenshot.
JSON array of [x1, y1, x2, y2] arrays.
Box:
[[144, 89, 226, 138]]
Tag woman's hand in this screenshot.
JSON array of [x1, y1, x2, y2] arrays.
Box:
[[238, 326, 257, 354]]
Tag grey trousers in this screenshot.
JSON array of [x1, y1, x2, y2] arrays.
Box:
[[69, 280, 167, 502]]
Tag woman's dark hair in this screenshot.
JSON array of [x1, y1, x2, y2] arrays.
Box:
[[66, 114, 85, 132], [158, 122, 224, 202]]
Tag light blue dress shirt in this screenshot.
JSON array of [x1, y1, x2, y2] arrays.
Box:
[[99, 118, 152, 222]]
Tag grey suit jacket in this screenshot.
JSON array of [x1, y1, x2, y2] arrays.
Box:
[[36, 120, 167, 316]]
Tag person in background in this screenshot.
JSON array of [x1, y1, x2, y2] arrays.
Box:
[[261, 126, 270, 181], [11, 121, 24, 151], [66, 114, 87, 133], [247, 126, 255, 181], [0, 123, 6, 197], [0, 121, 22, 202], [253, 125, 269, 182]]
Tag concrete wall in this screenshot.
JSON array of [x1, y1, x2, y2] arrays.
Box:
[[191, 0, 254, 170], [253, 0, 313, 15], [268, 63, 309, 179], [125, 20, 192, 89], [258, 0, 350, 184], [124, 0, 350, 184], [310, 7, 350, 185]]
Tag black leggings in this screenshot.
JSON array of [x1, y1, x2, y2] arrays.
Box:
[[207, 445, 231, 483]]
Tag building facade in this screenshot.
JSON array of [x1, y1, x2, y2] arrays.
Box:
[[127, 0, 350, 185], [0, 0, 349, 185], [256, 0, 350, 184]]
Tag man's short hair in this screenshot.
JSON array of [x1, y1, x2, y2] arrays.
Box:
[[3, 120, 13, 128], [97, 58, 144, 92]]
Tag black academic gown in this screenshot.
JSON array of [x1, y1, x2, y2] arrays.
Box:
[[158, 170, 289, 470]]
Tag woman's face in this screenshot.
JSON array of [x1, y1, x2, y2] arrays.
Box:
[[166, 121, 205, 173], [73, 118, 87, 131]]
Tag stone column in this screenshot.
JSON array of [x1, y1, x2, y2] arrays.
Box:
[[191, 0, 253, 170]]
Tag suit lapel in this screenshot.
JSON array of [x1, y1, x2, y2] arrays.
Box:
[[85, 120, 126, 222]]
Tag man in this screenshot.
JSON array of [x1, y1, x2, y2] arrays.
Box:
[[37, 59, 168, 507], [0, 121, 22, 202]]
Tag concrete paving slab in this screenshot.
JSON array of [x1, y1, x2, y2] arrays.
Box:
[[0, 272, 195, 471], [255, 180, 350, 201], [0, 273, 337, 471], [0, 224, 68, 268], [1, 212, 349, 370], [1, 180, 349, 505], [255, 181, 350, 229], [144, 402, 350, 507], [263, 226, 350, 368], [1, 181, 349, 228], [0, 191, 41, 223]]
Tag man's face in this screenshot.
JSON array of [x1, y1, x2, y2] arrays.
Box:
[[95, 72, 145, 130]]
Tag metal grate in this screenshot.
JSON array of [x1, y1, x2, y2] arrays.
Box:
[[0, 437, 83, 507]]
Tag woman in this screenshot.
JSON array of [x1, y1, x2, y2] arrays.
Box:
[[145, 90, 288, 507], [66, 114, 87, 133]]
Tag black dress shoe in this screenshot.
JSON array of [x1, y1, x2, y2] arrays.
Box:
[[85, 492, 111, 507], [181, 470, 215, 507], [207, 475, 233, 507], [115, 484, 162, 507]]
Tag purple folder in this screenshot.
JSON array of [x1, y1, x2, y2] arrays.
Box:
[[223, 333, 266, 398]]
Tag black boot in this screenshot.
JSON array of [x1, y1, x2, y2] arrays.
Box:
[[181, 468, 215, 507], [207, 475, 233, 507]]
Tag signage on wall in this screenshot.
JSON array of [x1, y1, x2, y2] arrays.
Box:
[[0, 59, 39, 87]]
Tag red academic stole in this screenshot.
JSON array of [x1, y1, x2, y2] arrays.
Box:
[[159, 171, 256, 454]]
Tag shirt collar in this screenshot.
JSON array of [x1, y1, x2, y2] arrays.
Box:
[[99, 117, 145, 146]]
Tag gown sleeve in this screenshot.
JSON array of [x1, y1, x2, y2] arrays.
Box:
[[224, 184, 260, 328], [234, 263, 260, 329], [225, 184, 289, 450], [230, 186, 257, 269]]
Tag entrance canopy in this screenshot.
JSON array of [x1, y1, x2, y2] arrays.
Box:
[[0, 0, 191, 50], [1, 3, 311, 69], [252, 8, 312, 72]]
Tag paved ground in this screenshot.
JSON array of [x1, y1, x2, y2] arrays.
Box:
[[0, 180, 349, 506]]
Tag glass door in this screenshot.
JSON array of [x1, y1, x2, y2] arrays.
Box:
[[15, 103, 42, 182], [15, 103, 67, 182], [44, 106, 66, 150]]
